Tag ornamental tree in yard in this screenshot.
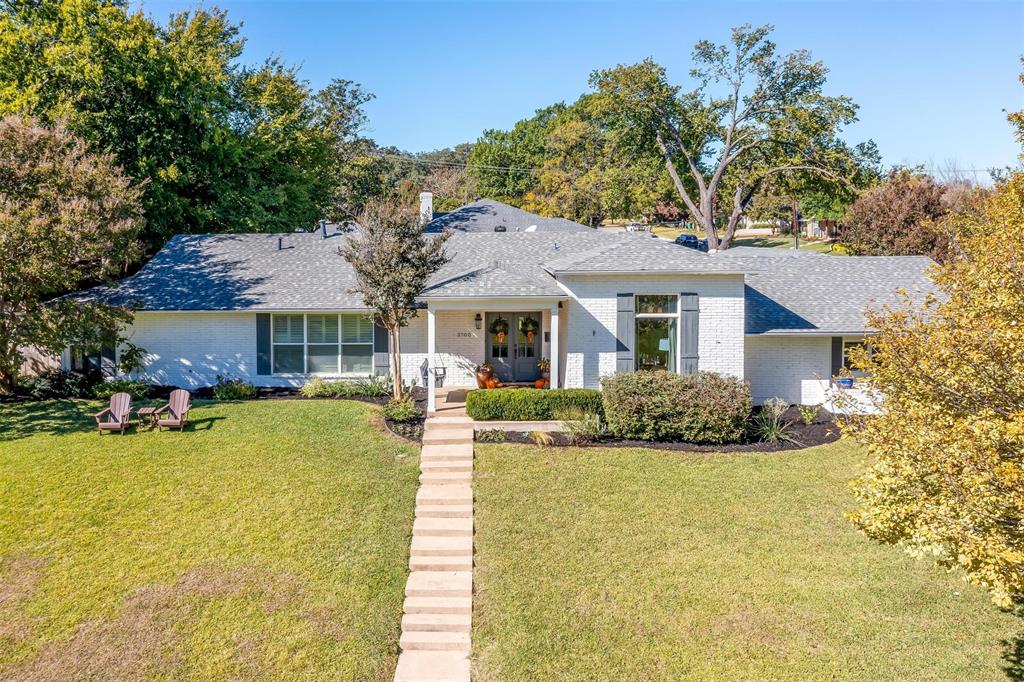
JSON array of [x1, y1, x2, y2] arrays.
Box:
[[340, 199, 449, 400], [0, 116, 142, 393], [842, 172, 1024, 606]]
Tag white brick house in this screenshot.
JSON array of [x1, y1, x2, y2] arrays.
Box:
[[70, 199, 935, 413]]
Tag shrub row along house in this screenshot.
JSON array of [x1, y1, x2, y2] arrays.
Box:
[[70, 196, 934, 412]]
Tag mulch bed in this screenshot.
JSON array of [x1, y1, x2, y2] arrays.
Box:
[[486, 406, 840, 453]]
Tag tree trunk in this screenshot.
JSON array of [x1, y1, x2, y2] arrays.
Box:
[[790, 197, 800, 250], [389, 326, 403, 401]]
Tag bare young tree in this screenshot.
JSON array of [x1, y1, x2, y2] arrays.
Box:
[[591, 24, 872, 250], [339, 199, 449, 400]]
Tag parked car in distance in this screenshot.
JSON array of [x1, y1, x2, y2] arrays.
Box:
[[674, 234, 709, 251]]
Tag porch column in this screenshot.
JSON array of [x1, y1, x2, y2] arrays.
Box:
[[549, 303, 560, 389], [427, 304, 436, 413]]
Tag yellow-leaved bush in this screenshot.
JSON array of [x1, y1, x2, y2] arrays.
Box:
[[842, 173, 1024, 606]]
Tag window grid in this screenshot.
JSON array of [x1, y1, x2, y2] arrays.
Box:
[[635, 295, 680, 373], [271, 313, 374, 376]]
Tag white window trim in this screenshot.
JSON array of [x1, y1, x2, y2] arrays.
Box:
[[271, 313, 374, 378], [634, 294, 681, 373]]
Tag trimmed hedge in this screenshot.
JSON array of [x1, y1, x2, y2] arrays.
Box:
[[466, 388, 603, 421], [601, 371, 751, 443]]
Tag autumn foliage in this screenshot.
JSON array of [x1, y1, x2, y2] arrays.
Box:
[[842, 173, 1024, 605]]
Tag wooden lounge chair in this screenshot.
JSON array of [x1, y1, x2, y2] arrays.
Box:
[[155, 389, 191, 431], [93, 392, 132, 435]]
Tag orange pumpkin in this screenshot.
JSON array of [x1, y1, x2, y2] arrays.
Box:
[[534, 379, 545, 388], [485, 377, 498, 389]]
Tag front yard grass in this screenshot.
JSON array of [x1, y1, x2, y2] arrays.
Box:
[[0, 399, 419, 680], [472, 440, 1021, 681]]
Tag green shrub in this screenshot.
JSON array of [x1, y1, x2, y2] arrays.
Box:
[[475, 428, 506, 443], [299, 376, 331, 398], [353, 375, 391, 398], [751, 398, 802, 445], [212, 375, 257, 401], [466, 388, 603, 421], [93, 379, 151, 400], [796, 403, 820, 425], [300, 376, 393, 399], [601, 371, 751, 443], [381, 396, 420, 423], [18, 370, 94, 400], [554, 407, 607, 445]]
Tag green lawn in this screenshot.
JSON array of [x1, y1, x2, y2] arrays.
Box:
[[0, 399, 419, 680], [472, 440, 1022, 681], [649, 225, 838, 254]]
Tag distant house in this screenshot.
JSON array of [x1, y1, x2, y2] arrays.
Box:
[[70, 196, 934, 412]]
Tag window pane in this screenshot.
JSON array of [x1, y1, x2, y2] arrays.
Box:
[[273, 315, 304, 344], [342, 315, 373, 344], [636, 295, 677, 315], [307, 315, 339, 344], [635, 318, 676, 372], [341, 344, 372, 375], [308, 344, 339, 373], [273, 345, 304, 373]]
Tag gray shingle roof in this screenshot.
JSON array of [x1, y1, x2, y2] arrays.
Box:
[[726, 251, 937, 334], [422, 199, 590, 233]]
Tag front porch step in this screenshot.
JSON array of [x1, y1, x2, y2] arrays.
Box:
[[399, 630, 471, 653], [427, 416, 473, 425], [420, 460, 473, 473], [405, 571, 472, 598], [411, 535, 473, 558], [420, 443, 474, 460], [394, 651, 470, 682], [410, 555, 473, 572], [401, 612, 471, 633], [416, 485, 473, 506], [422, 436, 474, 446], [421, 471, 472, 484], [403, 596, 472, 615], [413, 517, 472, 537], [416, 504, 473, 519]]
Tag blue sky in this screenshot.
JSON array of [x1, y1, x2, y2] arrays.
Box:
[[138, 1, 1023, 175]]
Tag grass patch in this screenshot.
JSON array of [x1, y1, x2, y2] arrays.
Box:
[[0, 399, 418, 680], [472, 440, 1022, 680]]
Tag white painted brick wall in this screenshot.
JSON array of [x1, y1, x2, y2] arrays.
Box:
[[744, 335, 831, 405], [559, 274, 746, 389], [398, 310, 484, 389]]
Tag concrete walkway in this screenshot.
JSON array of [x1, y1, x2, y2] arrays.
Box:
[[394, 412, 475, 682]]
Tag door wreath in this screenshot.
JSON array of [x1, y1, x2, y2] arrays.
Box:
[[489, 316, 509, 343], [519, 316, 540, 343]]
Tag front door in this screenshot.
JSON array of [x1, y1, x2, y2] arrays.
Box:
[[485, 312, 542, 383]]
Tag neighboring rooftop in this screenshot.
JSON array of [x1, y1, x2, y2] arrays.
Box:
[[421, 199, 591, 234]]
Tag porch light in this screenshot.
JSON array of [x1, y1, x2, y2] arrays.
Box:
[[474, 313, 483, 330]]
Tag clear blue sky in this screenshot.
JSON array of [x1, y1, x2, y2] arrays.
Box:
[[138, 1, 1023, 176]]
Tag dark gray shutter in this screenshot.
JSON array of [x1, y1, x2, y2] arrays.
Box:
[[256, 314, 271, 375], [373, 322, 390, 376], [615, 293, 635, 373], [679, 293, 699, 374], [830, 336, 843, 377]]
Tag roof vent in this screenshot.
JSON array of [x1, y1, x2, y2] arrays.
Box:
[[494, 225, 506, 232], [319, 219, 327, 239], [525, 224, 537, 232]]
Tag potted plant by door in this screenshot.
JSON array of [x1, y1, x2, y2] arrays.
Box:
[[520, 316, 540, 343], [475, 362, 494, 388], [537, 357, 550, 381], [489, 317, 509, 344]]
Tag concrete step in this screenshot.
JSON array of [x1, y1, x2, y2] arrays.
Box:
[[420, 460, 472, 473], [422, 435, 474, 446], [400, 630, 471, 653], [394, 651, 470, 682], [403, 595, 472, 615], [420, 443, 473, 460], [420, 471, 472, 484], [416, 485, 472, 506], [413, 517, 472, 537], [401, 612, 471, 633], [410, 555, 473, 572], [427, 415, 473, 425], [411, 535, 473, 558], [405, 571, 472, 598], [416, 504, 473, 519]]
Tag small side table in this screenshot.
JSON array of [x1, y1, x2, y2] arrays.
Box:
[[137, 406, 159, 427]]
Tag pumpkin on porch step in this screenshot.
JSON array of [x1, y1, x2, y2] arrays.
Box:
[[534, 379, 545, 389]]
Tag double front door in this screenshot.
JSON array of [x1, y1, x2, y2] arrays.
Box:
[[485, 312, 542, 383]]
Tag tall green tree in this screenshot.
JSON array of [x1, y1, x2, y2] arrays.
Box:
[[0, 0, 372, 252], [0, 115, 142, 392], [590, 24, 867, 249]]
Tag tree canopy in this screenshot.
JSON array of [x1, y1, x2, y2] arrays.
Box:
[[0, 115, 142, 392]]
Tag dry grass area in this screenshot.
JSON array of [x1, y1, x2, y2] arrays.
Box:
[[472, 440, 1023, 681], [0, 399, 419, 680]]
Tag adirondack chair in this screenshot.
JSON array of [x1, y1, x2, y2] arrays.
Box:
[[93, 392, 133, 435], [155, 389, 191, 431]]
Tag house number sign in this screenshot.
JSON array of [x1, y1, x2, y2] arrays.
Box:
[[456, 332, 474, 338]]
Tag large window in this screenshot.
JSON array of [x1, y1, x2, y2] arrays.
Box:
[[635, 295, 677, 372], [272, 313, 373, 375]]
